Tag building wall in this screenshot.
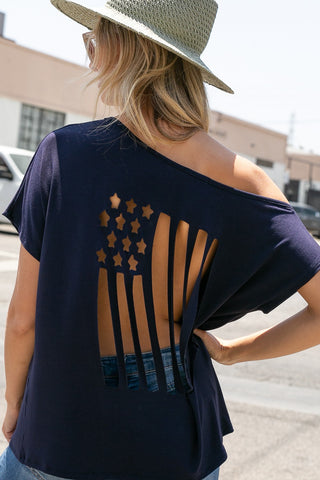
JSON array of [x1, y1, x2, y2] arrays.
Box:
[[210, 111, 287, 163], [287, 150, 320, 182], [65, 112, 94, 127], [257, 161, 287, 191], [299, 181, 309, 204], [209, 111, 288, 191], [0, 37, 121, 150], [0, 97, 20, 147], [298, 180, 320, 204], [0, 37, 98, 117], [284, 150, 320, 205]]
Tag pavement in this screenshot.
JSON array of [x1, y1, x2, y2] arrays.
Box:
[[219, 401, 320, 480], [0, 226, 319, 479]]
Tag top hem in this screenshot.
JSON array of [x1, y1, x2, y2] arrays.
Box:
[[107, 117, 293, 211], [10, 441, 228, 480]]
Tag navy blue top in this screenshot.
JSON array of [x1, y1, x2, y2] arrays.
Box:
[[3, 118, 320, 480]]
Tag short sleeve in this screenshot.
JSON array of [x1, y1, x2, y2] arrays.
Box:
[[197, 201, 320, 330], [252, 210, 320, 314], [2, 133, 55, 261]]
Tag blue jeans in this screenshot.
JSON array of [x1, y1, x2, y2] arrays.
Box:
[[100, 343, 188, 392], [0, 446, 219, 480], [0, 344, 219, 480]]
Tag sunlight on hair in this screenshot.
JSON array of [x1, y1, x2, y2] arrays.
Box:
[[85, 18, 210, 148]]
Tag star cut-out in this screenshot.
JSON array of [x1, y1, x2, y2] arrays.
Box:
[[96, 248, 106, 263], [128, 254, 138, 271], [131, 218, 141, 234], [142, 204, 154, 220], [116, 213, 126, 231], [122, 236, 131, 252], [136, 238, 147, 255], [107, 231, 117, 248], [110, 193, 121, 209], [126, 198, 137, 213], [99, 210, 110, 227], [113, 252, 122, 267]]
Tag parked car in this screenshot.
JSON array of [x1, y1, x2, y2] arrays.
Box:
[[290, 201, 320, 238], [0, 146, 34, 224]]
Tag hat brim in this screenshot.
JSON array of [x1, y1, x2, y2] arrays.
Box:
[[51, 0, 234, 94]]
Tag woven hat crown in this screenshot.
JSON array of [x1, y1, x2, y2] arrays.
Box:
[[51, 0, 233, 93], [107, 0, 218, 54]]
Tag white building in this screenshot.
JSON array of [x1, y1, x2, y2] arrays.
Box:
[[286, 148, 320, 208], [0, 31, 112, 152], [209, 111, 288, 193]]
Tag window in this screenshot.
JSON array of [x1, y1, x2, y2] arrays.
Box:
[[285, 179, 299, 202], [0, 155, 9, 172], [301, 207, 319, 217], [0, 155, 13, 180], [18, 104, 65, 151], [256, 158, 274, 169], [10, 153, 33, 175]]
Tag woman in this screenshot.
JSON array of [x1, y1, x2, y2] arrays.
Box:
[[1, 0, 320, 479]]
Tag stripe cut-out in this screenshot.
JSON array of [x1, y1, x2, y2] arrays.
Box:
[[96, 194, 218, 393]]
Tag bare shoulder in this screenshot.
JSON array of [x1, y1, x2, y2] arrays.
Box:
[[156, 129, 289, 204], [193, 132, 289, 204], [232, 154, 289, 203]]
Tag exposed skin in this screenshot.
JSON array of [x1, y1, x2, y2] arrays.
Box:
[[193, 256, 320, 365], [2, 118, 320, 442], [3, 243, 38, 442]]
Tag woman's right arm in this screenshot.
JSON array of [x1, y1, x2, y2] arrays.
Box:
[[193, 269, 320, 365]]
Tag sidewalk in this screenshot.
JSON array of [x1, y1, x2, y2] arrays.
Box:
[[219, 400, 320, 480]]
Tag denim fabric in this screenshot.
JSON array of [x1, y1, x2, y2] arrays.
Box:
[[100, 343, 188, 393], [0, 445, 219, 480], [0, 445, 68, 480], [202, 468, 220, 480], [0, 345, 219, 480]]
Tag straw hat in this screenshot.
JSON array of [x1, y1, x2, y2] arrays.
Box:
[[51, 0, 233, 94]]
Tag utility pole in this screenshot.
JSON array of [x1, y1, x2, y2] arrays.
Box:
[[0, 12, 5, 37], [288, 112, 295, 146]]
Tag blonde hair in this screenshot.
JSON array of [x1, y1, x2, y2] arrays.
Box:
[[87, 17, 210, 147]]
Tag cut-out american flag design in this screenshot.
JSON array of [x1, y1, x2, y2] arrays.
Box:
[[97, 193, 153, 274], [95, 192, 218, 394]]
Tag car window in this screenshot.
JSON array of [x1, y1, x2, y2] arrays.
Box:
[[0, 155, 11, 173], [9, 153, 33, 175], [303, 207, 318, 217], [292, 205, 320, 217], [293, 206, 303, 214]]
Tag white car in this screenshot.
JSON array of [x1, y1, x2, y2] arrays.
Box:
[[0, 146, 34, 224]]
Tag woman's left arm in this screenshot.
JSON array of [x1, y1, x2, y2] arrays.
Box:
[[2, 244, 39, 441], [194, 269, 320, 365]]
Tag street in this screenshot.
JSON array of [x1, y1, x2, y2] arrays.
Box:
[[0, 226, 319, 479]]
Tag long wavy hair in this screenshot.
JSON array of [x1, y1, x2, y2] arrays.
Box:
[[87, 17, 210, 147]]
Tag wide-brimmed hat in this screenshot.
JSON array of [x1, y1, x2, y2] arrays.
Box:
[[51, 0, 233, 94]]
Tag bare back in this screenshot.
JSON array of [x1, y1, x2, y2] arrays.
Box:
[[98, 124, 288, 356]]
